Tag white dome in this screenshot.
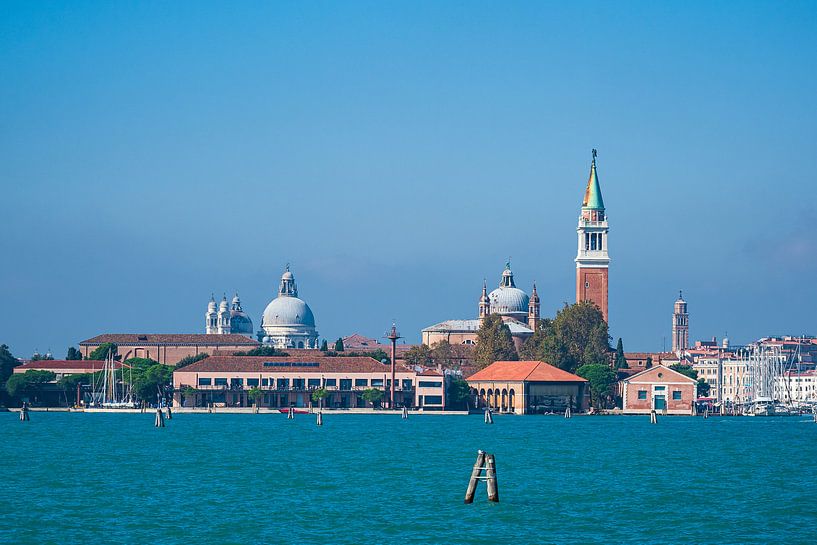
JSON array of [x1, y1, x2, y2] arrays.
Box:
[[262, 296, 315, 327], [488, 286, 530, 316]]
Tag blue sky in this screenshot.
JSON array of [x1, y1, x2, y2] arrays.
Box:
[[1, 1, 815, 358]]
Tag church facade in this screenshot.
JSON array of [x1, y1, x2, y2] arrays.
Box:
[[421, 263, 539, 350], [205, 294, 254, 338]]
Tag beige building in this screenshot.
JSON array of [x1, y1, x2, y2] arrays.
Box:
[[466, 360, 588, 414], [172, 355, 446, 410], [80, 333, 259, 365]]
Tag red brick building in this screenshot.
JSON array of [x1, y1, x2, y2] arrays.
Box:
[[621, 365, 697, 415], [80, 334, 259, 365]]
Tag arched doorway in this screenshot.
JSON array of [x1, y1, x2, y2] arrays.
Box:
[[501, 389, 508, 412], [508, 389, 515, 413]]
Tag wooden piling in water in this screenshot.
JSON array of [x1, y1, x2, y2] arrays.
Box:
[[484, 408, 493, 424], [564, 406, 571, 419], [288, 407, 294, 419], [316, 412, 323, 426], [485, 454, 499, 503], [402, 406, 408, 419], [154, 407, 165, 428], [464, 450, 485, 504], [650, 409, 657, 424], [165, 407, 172, 420], [20, 402, 29, 422]]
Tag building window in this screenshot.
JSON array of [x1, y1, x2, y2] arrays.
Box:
[[198, 378, 212, 386], [292, 378, 305, 389], [324, 379, 336, 387], [402, 379, 413, 390], [637, 390, 647, 400], [339, 379, 352, 390], [355, 378, 368, 387], [277, 378, 289, 390], [672, 391, 682, 400], [654, 386, 665, 391], [261, 378, 269, 386], [419, 381, 442, 388], [423, 395, 443, 405], [371, 379, 384, 387], [308, 378, 321, 388], [214, 378, 227, 386]]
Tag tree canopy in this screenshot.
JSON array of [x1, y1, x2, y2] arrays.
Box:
[[334, 338, 345, 351], [361, 388, 383, 407], [446, 377, 471, 409], [404, 344, 433, 368], [474, 314, 518, 369], [175, 353, 209, 369], [125, 358, 173, 403], [320, 340, 328, 351], [0, 344, 19, 385], [521, 302, 610, 373], [65, 347, 83, 360], [670, 364, 698, 380], [576, 364, 616, 409], [87, 343, 117, 361], [235, 346, 289, 357], [5, 370, 56, 398], [614, 338, 628, 369], [696, 378, 711, 398]]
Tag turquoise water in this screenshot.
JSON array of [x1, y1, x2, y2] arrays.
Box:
[[3, 413, 816, 544]]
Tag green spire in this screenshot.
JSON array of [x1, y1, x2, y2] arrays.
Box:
[[582, 149, 605, 211]]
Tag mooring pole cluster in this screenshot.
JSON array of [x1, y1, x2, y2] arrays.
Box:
[[650, 409, 658, 424], [464, 450, 499, 503], [154, 407, 165, 428], [20, 402, 30, 422], [484, 408, 493, 424]]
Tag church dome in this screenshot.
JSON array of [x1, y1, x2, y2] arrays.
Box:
[[262, 296, 315, 327], [487, 263, 529, 318], [488, 287, 530, 315]]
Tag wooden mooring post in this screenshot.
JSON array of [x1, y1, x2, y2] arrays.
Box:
[[649, 409, 657, 424], [288, 407, 295, 419], [564, 406, 572, 419], [402, 406, 408, 419], [20, 402, 29, 422], [464, 450, 499, 503], [165, 407, 172, 420], [154, 407, 165, 428], [484, 408, 493, 424], [316, 411, 323, 426]]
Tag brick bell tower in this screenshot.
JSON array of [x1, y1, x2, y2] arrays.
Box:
[[575, 149, 609, 322]]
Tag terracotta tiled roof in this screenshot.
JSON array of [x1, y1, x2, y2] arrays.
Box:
[[467, 361, 587, 383], [80, 334, 259, 346], [417, 369, 443, 376], [14, 360, 120, 372], [175, 355, 396, 374]]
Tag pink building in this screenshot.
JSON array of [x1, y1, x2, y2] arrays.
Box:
[[621, 365, 697, 415], [80, 333, 259, 365], [172, 355, 446, 410]]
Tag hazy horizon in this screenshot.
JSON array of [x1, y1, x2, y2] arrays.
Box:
[[2, 1, 816, 358]]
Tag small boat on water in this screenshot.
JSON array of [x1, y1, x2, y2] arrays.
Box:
[[278, 408, 310, 414]]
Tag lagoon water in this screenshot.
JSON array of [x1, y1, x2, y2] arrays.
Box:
[[3, 412, 816, 544]]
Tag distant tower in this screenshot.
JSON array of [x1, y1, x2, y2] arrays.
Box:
[[216, 295, 231, 334], [386, 322, 402, 410], [205, 294, 218, 334], [672, 291, 689, 353], [575, 149, 610, 322], [528, 282, 540, 329], [478, 280, 491, 325]]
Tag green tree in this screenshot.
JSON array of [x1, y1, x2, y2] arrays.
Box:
[[175, 353, 209, 369], [576, 364, 616, 409], [87, 343, 117, 361], [126, 358, 173, 403], [5, 370, 56, 400], [670, 364, 698, 380], [446, 377, 471, 409], [474, 314, 518, 369], [320, 340, 328, 351], [696, 378, 711, 398], [235, 346, 288, 357], [361, 388, 383, 407], [57, 373, 92, 406], [645, 356, 653, 369], [520, 303, 610, 373], [0, 344, 19, 384], [247, 387, 264, 408], [334, 338, 345, 352], [404, 344, 433, 368], [180, 385, 198, 407], [65, 347, 83, 360], [429, 341, 470, 370], [311, 387, 329, 408], [614, 338, 628, 369]]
